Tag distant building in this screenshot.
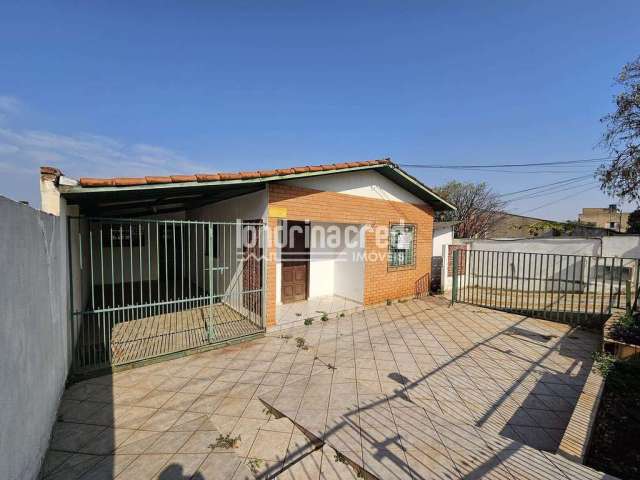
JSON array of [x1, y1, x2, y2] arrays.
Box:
[[578, 205, 630, 232], [485, 212, 616, 239]]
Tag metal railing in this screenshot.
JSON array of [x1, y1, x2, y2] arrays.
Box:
[[451, 249, 640, 325], [68, 217, 266, 373]]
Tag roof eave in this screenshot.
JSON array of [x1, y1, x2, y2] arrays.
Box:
[[59, 163, 389, 197]]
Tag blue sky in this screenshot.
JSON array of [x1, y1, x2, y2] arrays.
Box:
[[0, 1, 638, 220]]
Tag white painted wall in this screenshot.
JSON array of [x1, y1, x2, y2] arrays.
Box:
[[602, 236, 640, 258], [433, 226, 453, 257], [189, 189, 267, 223], [468, 238, 601, 256], [276, 222, 365, 304], [281, 170, 425, 204], [1, 197, 71, 480]]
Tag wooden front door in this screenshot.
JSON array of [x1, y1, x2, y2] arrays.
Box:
[[281, 221, 309, 304]]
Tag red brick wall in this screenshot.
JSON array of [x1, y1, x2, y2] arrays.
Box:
[[266, 183, 434, 326]]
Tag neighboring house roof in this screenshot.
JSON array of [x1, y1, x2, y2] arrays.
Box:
[[49, 158, 457, 212]]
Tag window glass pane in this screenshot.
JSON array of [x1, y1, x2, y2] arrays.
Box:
[[389, 224, 415, 267]]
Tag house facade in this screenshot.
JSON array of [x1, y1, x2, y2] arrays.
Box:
[[578, 205, 630, 233], [40, 159, 454, 372]]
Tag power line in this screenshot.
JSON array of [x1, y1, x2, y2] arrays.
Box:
[[516, 185, 600, 215], [398, 156, 611, 169], [504, 180, 597, 203], [498, 175, 594, 197]]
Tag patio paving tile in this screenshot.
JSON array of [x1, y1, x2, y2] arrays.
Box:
[[42, 297, 617, 479]]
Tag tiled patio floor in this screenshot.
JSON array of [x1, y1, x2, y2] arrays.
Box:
[[275, 295, 363, 330], [41, 297, 614, 479]]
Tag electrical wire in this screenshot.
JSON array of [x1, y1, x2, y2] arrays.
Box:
[[504, 180, 597, 203], [515, 186, 601, 214], [398, 156, 611, 169], [498, 175, 594, 197]]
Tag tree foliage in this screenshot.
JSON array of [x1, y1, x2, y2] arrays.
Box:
[[628, 208, 640, 234], [434, 181, 505, 238], [598, 56, 640, 203]]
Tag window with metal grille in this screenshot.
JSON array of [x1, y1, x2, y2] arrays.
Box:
[[388, 224, 415, 268]]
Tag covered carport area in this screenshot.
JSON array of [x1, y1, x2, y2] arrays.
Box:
[[62, 179, 268, 374]]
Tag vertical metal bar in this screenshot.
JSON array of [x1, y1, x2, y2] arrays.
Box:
[[562, 255, 569, 322], [549, 254, 556, 320], [139, 224, 143, 306], [129, 223, 133, 308], [181, 222, 184, 300], [584, 257, 592, 324], [600, 257, 608, 316], [188, 224, 191, 299], [592, 257, 600, 317], [451, 249, 459, 305], [120, 224, 124, 309], [516, 251, 522, 310], [607, 256, 614, 314], [508, 252, 514, 310], [89, 229, 95, 310], [489, 251, 495, 308], [173, 221, 176, 300], [195, 224, 199, 296], [100, 226, 107, 366], [208, 224, 214, 341], [557, 255, 563, 321], [617, 257, 623, 308], [533, 253, 539, 312], [543, 254, 549, 316], [570, 255, 577, 317], [148, 223, 151, 306]]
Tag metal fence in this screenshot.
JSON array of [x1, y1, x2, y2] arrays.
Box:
[[68, 217, 265, 373], [451, 249, 640, 324]]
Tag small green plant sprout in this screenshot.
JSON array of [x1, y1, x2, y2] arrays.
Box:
[[210, 433, 241, 449], [295, 337, 308, 350], [246, 458, 264, 474], [386, 299, 392, 306], [320, 312, 329, 322], [326, 363, 336, 370], [592, 351, 617, 378], [398, 298, 407, 303], [339, 312, 345, 318], [304, 318, 313, 326]]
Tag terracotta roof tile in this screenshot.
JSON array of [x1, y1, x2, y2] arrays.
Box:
[[218, 172, 243, 180], [113, 178, 146, 186], [170, 175, 197, 183], [195, 173, 221, 182], [75, 158, 392, 188], [146, 176, 173, 184], [79, 178, 114, 187]]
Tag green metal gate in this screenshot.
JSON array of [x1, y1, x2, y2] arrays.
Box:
[[451, 249, 640, 325], [68, 217, 265, 374]]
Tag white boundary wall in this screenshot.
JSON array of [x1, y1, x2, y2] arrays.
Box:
[[0, 197, 70, 480]]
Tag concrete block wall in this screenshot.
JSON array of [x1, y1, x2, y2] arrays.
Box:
[[0, 196, 70, 480]]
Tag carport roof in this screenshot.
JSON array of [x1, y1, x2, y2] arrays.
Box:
[[52, 158, 456, 216]]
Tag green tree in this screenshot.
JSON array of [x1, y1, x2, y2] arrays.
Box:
[[433, 181, 504, 238], [627, 208, 640, 234]]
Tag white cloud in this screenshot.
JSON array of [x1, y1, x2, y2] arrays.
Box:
[[0, 95, 212, 205], [0, 124, 207, 180], [0, 96, 22, 123]]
